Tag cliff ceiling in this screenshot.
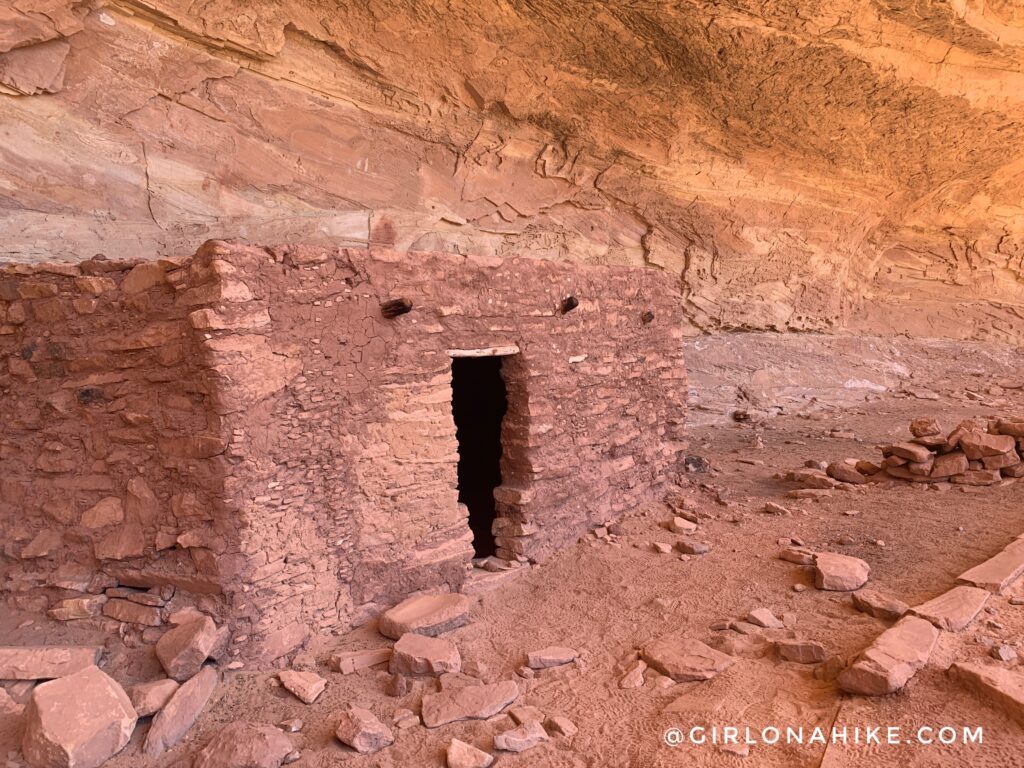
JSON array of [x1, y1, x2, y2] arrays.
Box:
[[2, 0, 1023, 339]]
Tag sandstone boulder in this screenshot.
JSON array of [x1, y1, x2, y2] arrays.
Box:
[[814, 552, 870, 591], [22, 666, 136, 768], [193, 721, 294, 768], [378, 593, 471, 640], [156, 616, 219, 681], [335, 706, 394, 754], [826, 462, 866, 485]]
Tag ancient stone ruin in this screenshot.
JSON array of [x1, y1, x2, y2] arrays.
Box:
[[1, 240, 686, 662], [4, 1, 1024, 767]]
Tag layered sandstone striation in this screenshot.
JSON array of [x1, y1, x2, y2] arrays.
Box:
[[1, 1, 1023, 342]]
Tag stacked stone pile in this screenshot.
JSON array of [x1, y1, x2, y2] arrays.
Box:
[[876, 417, 1024, 486], [784, 417, 1023, 493]]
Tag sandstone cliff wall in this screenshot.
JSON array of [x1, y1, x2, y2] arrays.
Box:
[[2, 1, 1023, 342]]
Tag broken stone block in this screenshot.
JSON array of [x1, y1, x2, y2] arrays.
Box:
[[128, 678, 179, 717], [144, 666, 219, 757], [776, 639, 827, 664], [992, 644, 1017, 662], [278, 670, 327, 704], [667, 516, 697, 534], [335, 706, 394, 754], [762, 501, 791, 515], [837, 616, 939, 696], [526, 646, 577, 670], [814, 552, 870, 591], [910, 418, 942, 437], [642, 635, 734, 682], [886, 442, 932, 463], [931, 451, 969, 478], [390, 633, 461, 676], [949, 662, 1024, 727], [156, 616, 219, 681], [0, 646, 102, 680], [494, 720, 548, 752], [619, 659, 647, 688], [675, 540, 711, 555], [778, 546, 816, 565], [957, 537, 1024, 593], [851, 590, 909, 621], [378, 593, 471, 640], [909, 586, 990, 631], [746, 608, 783, 629], [329, 648, 392, 674], [545, 715, 578, 738], [193, 721, 295, 768], [826, 462, 866, 485], [959, 432, 1016, 460], [952, 469, 1002, 485], [22, 666, 136, 768], [447, 738, 494, 768], [651, 542, 672, 554], [421, 680, 519, 727], [508, 705, 544, 725]]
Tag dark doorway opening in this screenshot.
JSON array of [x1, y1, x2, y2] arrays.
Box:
[[451, 356, 508, 558]]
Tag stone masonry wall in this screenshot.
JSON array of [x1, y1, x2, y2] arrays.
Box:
[[184, 241, 687, 660], [0, 240, 687, 663], [0, 255, 237, 633]]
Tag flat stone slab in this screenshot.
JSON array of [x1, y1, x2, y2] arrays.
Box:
[[949, 662, 1024, 727], [0, 646, 102, 680], [144, 666, 219, 757], [851, 590, 909, 621], [390, 633, 461, 676], [910, 586, 990, 631], [329, 648, 392, 674], [837, 616, 939, 696], [957, 537, 1024, 594], [278, 669, 327, 704], [642, 635, 734, 682], [421, 680, 519, 728], [814, 552, 870, 591], [526, 646, 578, 670], [378, 593, 471, 640]]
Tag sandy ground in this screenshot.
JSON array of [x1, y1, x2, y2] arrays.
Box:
[[3, 391, 1024, 767]]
